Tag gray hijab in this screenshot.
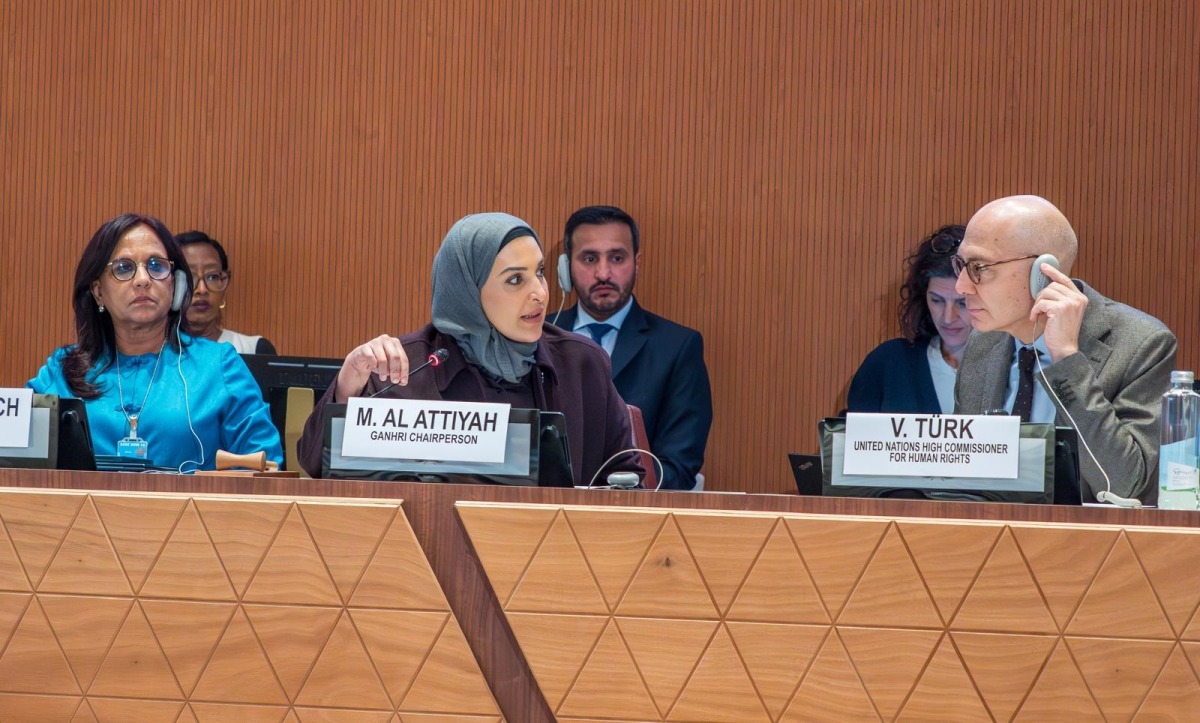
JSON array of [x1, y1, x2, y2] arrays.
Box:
[[431, 213, 540, 384]]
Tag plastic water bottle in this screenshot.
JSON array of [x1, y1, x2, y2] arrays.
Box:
[[1159, 371, 1200, 510]]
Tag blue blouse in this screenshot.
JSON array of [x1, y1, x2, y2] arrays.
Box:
[[28, 335, 282, 471]]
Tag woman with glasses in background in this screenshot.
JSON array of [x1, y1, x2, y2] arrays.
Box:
[[847, 224, 970, 414], [177, 231, 277, 354], [27, 214, 282, 470]]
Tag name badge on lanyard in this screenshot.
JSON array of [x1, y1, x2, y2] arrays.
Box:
[[117, 414, 150, 459]]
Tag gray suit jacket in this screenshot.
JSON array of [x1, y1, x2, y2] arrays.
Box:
[[954, 281, 1176, 504]]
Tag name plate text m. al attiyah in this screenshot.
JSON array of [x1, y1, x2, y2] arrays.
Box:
[[342, 398, 511, 463]]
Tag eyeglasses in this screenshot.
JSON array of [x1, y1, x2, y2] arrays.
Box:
[[193, 271, 231, 291], [106, 257, 174, 282], [951, 254, 1038, 285]]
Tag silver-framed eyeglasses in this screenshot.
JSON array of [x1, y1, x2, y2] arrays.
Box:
[[193, 271, 231, 292], [951, 254, 1037, 285], [106, 257, 174, 282]]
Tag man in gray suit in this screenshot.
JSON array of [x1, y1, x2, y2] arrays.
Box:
[[952, 195, 1176, 504]]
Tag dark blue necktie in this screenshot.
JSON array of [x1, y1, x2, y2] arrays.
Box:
[[584, 322, 615, 346]]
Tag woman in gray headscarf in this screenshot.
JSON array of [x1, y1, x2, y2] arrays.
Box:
[[298, 213, 639, 486]]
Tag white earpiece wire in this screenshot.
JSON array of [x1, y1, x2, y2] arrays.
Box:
[[1029, 317, 1139, 507], [174, 318, 205, 474]]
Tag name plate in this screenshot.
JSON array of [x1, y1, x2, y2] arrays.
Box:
[[0, 388, 34, 448], [342, 398, 510, 463], [843, 413, 1020, 479]]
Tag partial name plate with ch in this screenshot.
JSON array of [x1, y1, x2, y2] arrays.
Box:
[[843, 412, 1020, 479], [342, 398, 511, 463], [0, 389, 34, 448]]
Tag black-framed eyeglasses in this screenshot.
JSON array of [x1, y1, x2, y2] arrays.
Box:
[[106, 257, 174, 282], [193, 271, 231, 292], [951, 254, 1038, 285]]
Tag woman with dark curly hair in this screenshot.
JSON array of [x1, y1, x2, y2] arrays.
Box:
[[847, 224, 970, 413]]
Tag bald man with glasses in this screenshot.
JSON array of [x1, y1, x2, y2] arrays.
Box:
[[951, 195, 1176, 504]]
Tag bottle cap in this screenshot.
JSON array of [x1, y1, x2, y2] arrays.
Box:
[[1171, 370, 1195, 384]]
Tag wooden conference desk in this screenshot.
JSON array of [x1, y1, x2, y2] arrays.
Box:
[[0, 469, 1197, 722]]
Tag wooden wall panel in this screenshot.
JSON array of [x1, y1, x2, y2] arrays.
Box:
[[3, 467, 1200, 720], [459, 501, 1200, 721], [0, 488, 502, 720], [1, 0, 1197, 495]]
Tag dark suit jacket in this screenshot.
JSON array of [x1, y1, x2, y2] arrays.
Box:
[[954, 281, 1176, 504], [551, 300, 713, 490], [847, 338, 943, 414]]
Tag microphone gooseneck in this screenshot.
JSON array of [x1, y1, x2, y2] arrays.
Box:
[[369, 348, 449, 398]]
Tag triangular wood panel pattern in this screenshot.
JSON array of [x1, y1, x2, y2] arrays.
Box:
[[92, 494, 187, 593], [460, 502, 1200, 721], [951, 527, 1059, 634], [668, 624, 772, 722], [0, 491, 86, 588], [564, 508, 668, 610], [0, 490, 498, 718], [951, 631, 1056, 722], [0, 517, 32, 592], [616, 516, 719, 620], [725, 622, 828, 720], [38, 497, 131, 596], [39, 594, 134, 691], [193, 498, 291, 598], [895, 635, 990, 721], [506, 612, 609, 710]]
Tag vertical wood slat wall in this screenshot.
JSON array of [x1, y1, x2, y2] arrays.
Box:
[[1, 0, 1196, 495]]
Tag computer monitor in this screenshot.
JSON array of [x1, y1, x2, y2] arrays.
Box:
[[816, 418, 1080, 505], [320, 403, 573, 486], [240, 354, 343, 469], [57, 398, 96, 471]]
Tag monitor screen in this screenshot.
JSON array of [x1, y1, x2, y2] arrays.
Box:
[[320, 403, 572, 486], [240, 354, 343, 468], [816, 418, 1079, 505]]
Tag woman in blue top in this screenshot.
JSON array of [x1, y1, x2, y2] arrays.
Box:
[[28, 213, 282, 471], [847, 224, 971, 414]]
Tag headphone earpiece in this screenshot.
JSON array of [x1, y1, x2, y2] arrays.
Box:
[[557, 253, 573, 295], [171, 269, 189, 312], [1029, 254, 1061, 299]]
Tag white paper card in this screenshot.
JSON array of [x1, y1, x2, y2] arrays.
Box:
[[342, 398, 510, 463], [0, 389, 34, 448], [843, 412, 1021, 479], [1165, 461, 1200, 491]]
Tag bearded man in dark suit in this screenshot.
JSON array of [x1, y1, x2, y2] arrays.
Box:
[[550, 205, 713, 490]]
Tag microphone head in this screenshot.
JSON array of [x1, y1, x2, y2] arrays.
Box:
[[430, 348, 449, 366]]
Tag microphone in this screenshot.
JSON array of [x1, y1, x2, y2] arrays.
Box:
[[369, 348, 449, 398], [582, 448, 665, 490]]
